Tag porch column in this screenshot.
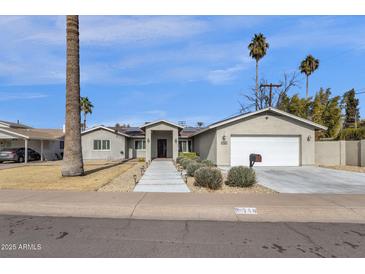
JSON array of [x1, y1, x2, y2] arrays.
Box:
[[24, 138, 28, 164], [40, 140, 44, 161], [172, 128, 178, 160], [145, 128, 152, 162]]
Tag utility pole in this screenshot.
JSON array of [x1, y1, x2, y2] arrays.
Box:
[[260, 83, 282, 107]]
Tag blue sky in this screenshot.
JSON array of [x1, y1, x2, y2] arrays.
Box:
[[0, 16, 364, 128]]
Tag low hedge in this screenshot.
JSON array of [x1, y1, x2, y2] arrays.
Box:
[[178, 152, 199, 160], [194, 167, 223, 190], [180, 158, 195, 169], [186, 162, 205, 177], [200, 159, 214, 167], [225, 166, 256, 187]]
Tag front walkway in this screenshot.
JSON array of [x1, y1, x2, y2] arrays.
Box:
[[134, 160, 190, 193]]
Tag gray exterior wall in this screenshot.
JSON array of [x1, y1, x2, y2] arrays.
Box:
[[315, 140, 364, 166], [127, 138, 146, 159], [346, 141, 361, 166], [214, 113, 315, 166], [315, 141, 346, 166], [192, 129, 217, 164], [81, 129, 126, 161]]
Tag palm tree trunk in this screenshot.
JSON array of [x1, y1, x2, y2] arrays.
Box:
[[255, 60, 259, 110], [61, 15, 84, 177], [306, 75, 309, 99]]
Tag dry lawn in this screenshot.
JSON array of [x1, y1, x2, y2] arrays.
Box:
[[0, 160, 140, 191], [319, 165, 365, 173], [186, 176, 276, 194]]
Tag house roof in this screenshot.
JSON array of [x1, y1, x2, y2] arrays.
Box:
[[140, 120, 184, 129], [81, 125, 130, 137], [0, 127, 64, 140], [0, 120, 32, 129], [192, 107, 328, 137]]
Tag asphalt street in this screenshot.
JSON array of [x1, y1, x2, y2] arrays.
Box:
[[0, 215, 364, 258]]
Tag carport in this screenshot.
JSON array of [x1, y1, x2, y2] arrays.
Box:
[[0, 127, 64, 163]]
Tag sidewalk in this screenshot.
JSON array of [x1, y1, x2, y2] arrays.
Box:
[[0, 190, 364, 223], [134, 160, 190, 192]]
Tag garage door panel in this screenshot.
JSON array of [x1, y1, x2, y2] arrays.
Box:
[[230, 136, 299, 166]]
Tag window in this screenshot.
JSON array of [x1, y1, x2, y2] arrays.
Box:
[[93, 139, 110, 150], [60, 141, 64, 149], [179, 140, 192, 152], [135, 140, 146, 150]]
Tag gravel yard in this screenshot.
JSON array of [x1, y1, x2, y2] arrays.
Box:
[[98, 161, 146, 192], [186, 176, 276, 194]]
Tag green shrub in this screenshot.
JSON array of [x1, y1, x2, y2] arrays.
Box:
[[186, 162, 205, 177], [176, 156, 184, 165], [201, 159, 214, 167], [194, 167, 223, 190], [178, 152, 199, 160], [180, 158, 195, 169], [226, 166, 256, 187], [337, 127, 365, 140]]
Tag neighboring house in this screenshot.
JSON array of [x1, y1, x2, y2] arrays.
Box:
[[81, 107, 327, 167], [0, 120, 64, 162]]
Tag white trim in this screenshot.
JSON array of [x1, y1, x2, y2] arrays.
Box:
[[140, 120, 184, 129], [0, 128, 29, 139], [82, 125, 130, 137], [192, 107, 327, 137]]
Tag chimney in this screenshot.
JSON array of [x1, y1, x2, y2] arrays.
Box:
[[17, 120, 20, 124]]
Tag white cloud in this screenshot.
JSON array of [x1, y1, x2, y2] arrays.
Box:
[[206, 62, 249, 84], [0, 92, 48, 101]]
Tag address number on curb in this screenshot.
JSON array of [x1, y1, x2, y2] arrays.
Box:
[[234, 207, 257, 215]]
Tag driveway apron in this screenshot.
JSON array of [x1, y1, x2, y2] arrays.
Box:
[[134, 160, 190, 193]]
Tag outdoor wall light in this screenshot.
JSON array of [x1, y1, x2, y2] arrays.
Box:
[[147, 138, 150, 143], [307, 135, 312, 141], [174, 138, 178, 143], [222, 135, 226, 141]]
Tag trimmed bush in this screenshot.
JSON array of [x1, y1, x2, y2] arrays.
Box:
[[178, 152, 199, 160], [186, 162, 205, 177], [201, 159, 214, 167], [194, 167, 223, 190], [180, 158, 195, 169], [226, 166, 256, 187]]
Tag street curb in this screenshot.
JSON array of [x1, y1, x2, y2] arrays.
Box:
[[0, 190, 364, 223]]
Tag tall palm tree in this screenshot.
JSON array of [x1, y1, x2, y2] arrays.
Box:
[[61, 15, 84, 177], [80, 96, 94, 131], [299, 54, 319, 99], [248, 33, 269, 110]]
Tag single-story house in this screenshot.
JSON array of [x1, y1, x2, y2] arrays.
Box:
[[81, 107, 327, 167], [0, 120, 64, 162]]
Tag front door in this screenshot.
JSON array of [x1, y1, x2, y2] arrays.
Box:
[[157, 139, 167, 158]]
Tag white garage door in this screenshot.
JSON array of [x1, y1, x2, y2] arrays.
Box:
[[230, 136, 300, 166]]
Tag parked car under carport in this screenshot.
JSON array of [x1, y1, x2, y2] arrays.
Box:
[[0, 148, 41, 163]]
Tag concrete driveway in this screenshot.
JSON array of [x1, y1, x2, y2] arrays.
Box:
[[254, 166, 365, 194]]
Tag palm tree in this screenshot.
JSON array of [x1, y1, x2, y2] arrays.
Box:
[[299, 54, 319, 99], [248, 33, 269, 110], [61, 15, 84, 177], [80, 96, 94, 130]]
